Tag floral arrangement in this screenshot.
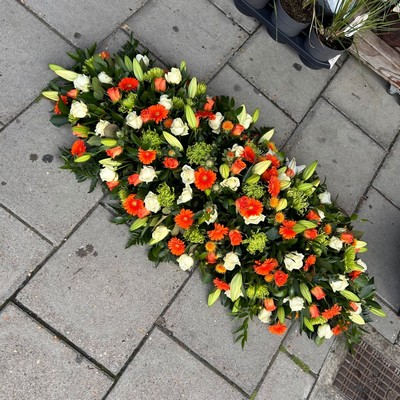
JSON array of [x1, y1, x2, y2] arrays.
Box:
[[43, 37, 384, 348]]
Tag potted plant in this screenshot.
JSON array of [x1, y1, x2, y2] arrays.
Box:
[[245, 0, 271, 9], [271, 0, 316, 37], [305, 0, 400, 64]]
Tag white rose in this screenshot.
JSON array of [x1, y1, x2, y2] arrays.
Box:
[[330, 275, 349, 292], [177, 185, 193, 204], [258, 308, 272, 324], [356, 259, 367, 271], [223, 252, 240, 271], [317, 324, 333, 339], [95, 119, 110, 136], [98, 71, 113, 84], [151, 225, 170, 243], [69, 101, 88, 119], [171, 118, 189, 136], [318, 191, 332, 204], [284, 252, 304, 271], [165, 67, 182, 84], [242, 113, 253, 129], [135, 54, 149, 66], [99, 167, 118, 182], [230, 144, 244, 157], [208, 112, 224, 133], [329, 236, 343, 251], [139, 166, 157, 183], [158, 94, 173, 110], [220, 177, 240, 191], [177, 254, 194, 271], [180, 165, 195, 184], [73, 74, 91, 92], [244, 214, 266, 225], [285, 296, 304, 312], [144, 191, 161, 213], [205, 207, 218, 225], [126, 112, 143, 129]]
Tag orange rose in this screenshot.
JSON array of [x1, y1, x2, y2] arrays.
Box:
[[274, 270, 289, 287], [127, 173, 142, 186], [106, 146, 123, 159], [154, 77, 167, 92], [230, 159, 246, 175], [311, 286, 326, 300], [163, 157, 179, 169], [107, 87, 121, 102], [203, 97, 214, 111], [231, 124, 244, 136], [228, 230, 242, 246]]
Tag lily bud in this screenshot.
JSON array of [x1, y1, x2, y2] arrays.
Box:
[[302, 160, 318, 181], [42, 91, 60, 101], [275, 198, 287, 212], [259, 129, 274, 143], [188, 77, 197, 99], [163, 131, 184, 151], [252, 160, 271, 175], [219, 164, 230, 179], [54, 69, 79, 81], [133, 58, 144, 81]]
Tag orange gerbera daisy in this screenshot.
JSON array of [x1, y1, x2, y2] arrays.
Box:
[[279, 220, 297, 240], [205, 241, 216, 252], [100, 51, 110, 59], [268, 322, 287, 335], [208, 223, 229, 241], [268, 175, 281, 197], [167, 238, 186, 256], [349, 270, 362, 280], [70, 139, 86, 157], [322, 304, 342, 320], [213, 277, 230, 291], [269, 197, 279, 208], [118, 77, 139, 91], [215, 264, 227, 274], [332, 324, 348, 336], [106, 146, 123, 159], [194, 168, 217, 191], [275, 212, 285, 224], [138, 148, 157, 165], [304, 229, 318, 240], [242, 146, 256, 163], [261, 166, 278, 183], [123, 194, 150, 218], [323, 224, 332, 235], [235, 196, 263, 218], [174, 209, 194, 229], [231, 159, 247, 175], [253, 259, 278, 275], [146, 104, 169, 124], [266, 153, 280, 168]]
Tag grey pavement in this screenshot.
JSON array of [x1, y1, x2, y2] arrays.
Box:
[[0, 0, 399, 399]]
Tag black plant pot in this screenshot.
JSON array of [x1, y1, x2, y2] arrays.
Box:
[[245, 0, 271, 9], [271, 0, 311, 37]]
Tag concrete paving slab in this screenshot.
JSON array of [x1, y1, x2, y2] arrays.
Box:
[[210, 0, 260, 33], [283, 325, 334, 374], [0, 0, 73, 124], [230, 28, 337, 122], [107, 328, 246, 400], [356, 187, 400, 312], [163, 271, 289, 394], [0, 304, 112, 400], [255, 351, 315, 399], [369, 302, 400, 344], [17, 206, 186, 374], [0, 100, 103, 244], [0, 208, 52, 306], [323, 58, 400, 150], [124, 0, 248, 81], [373, 136, 400, 209], [208, 64, 296, 146], [23, 0, 145, 47], [285, 99, 385, 214]]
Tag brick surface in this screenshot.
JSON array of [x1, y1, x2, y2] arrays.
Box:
[[255, 352, 315, 399], [163, 272, 288, 394], [124, 0, 248, 81], [285, 99, 385, 214], [0, 100, 103, 244], [356, 187, 400, 311], [17, 206, 186, 374], [283, 325, 334, 374], [0, 208, 52, 306], [324, 58, 400, 150], [23, 0, 145, 47], [208, 64, 296, 146], [0, 0, 73, 124], [107, 328, 246, 400], [210, 0, 260, 33], [373, 136, 400, 209], [230, 29, 337, 122], [0, 304, 111, 400]]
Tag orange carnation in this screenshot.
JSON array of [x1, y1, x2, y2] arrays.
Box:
[[174, 209, 194, 229], [118, 77, 139, 91], [254, 259, 278, 275], [235, 196, 263, 218], [268, 176, 281, 197], [322, 304, 342, 320], [274, 270, 289, 287], [168, 238, 186, 256], [268, 322, 287, 335], [138, 148, 157, 165], [123, 194, 150, 218], [208, 223, 229, 241], [194, 168, 217, 191], [229, 230, 243, 246], [279, 220, 297, 240], [106, 146, 123, 159], [70, 139, 86, 157], [231, 159, 247, 175], [213, 277, 230, 291]]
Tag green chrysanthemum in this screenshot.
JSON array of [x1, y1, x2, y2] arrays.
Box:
[[196, 82, 207, 96], [157, 182, 175, 207], [183, 227, 205, 244], [186, 142, 214, 165], [118, 93, 137, 113], [242, 183, 265, 199], [142, 129, 163, 149], [143, 67, 164, 82], [287, 188, 309, 213], [245, 232, 268, 255], [172, 96, 185, 110]]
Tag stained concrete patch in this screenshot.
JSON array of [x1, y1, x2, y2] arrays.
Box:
[[0, 304, 112, 400], [107, 328, 246, 400]]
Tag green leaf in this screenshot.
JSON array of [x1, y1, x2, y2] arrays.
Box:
[[87, 136, 102, 146], [369, 307, 386, 318], [50, 115, 69, 127], [340, 290, 360, 302], [208, 289, 221, 307], [277, 306, 285, 323], [229, 273, 243, 302], [300, 283, 312, 303], [315, 336, 325, 346], [124, 55, 133, 72], [303, 317, 314, 332], [358, 284, 375, 299], [112, 216, 130, 224], [133, 58, 144, 81]]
